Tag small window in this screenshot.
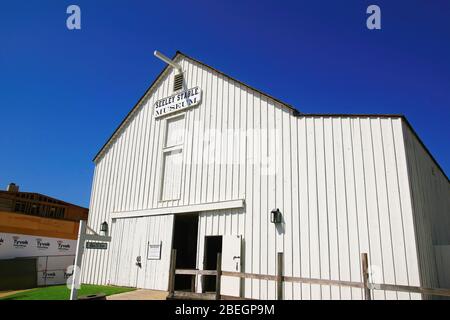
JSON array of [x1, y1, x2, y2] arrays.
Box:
[[165, 116, 185, 147], [31, 205, 39, 215], [173, 73, 183, 92], [15, 201, 22, 212], [56, 207, 65, 218]]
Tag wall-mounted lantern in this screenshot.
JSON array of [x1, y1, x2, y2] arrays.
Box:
[[100, 221, 108, 235], [270, 208, 282, 224]]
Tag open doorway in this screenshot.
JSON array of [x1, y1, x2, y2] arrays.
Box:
[[172, 214, 198, 291], [203, 235, 222, 292]]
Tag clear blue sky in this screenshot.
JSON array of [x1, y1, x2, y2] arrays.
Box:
[[0, 1, 449, 207]]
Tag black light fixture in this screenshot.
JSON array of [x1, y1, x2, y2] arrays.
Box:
[[100, 221, 108, 234], [270, 208, 282, 224]]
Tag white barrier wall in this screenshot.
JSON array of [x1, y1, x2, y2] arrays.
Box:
[[36, 255, 75, 286], [0, 232, 76, 259], [0, 232, 77, 286]]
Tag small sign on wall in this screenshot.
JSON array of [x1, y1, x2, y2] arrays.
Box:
[[86, 242, 108, 250], [154, 87, 201, 118], [147, 242, 162, 260]]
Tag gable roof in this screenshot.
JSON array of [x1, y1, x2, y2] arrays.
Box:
[[93, 51, 300, 162]]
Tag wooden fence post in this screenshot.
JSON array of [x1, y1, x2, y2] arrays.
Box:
[[215, 253, 222, 300], [361, 253, 371, 300], [191, 274, 196, 293], [277, 252, 283, 300], [168, 249, 177, 298]]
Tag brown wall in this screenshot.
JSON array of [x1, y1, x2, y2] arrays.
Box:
[[65, 206, 89, 221], [0, 211, 80, 240]]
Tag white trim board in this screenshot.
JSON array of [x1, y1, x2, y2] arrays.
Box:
[[110, 199, 245, 219]]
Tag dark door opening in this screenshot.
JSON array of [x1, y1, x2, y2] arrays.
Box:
[[203, 235, 222, 292], [172, 214, 198, 291]]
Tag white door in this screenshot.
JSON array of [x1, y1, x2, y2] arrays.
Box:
[[220, 235, 241, 297]]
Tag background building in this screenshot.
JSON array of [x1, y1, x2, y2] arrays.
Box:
[[81, 52, 450, 300], [0, 183, 88, 221], [0, 183, 88, 290]]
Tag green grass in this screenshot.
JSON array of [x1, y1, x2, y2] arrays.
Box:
[[0, 284, 135, 300]]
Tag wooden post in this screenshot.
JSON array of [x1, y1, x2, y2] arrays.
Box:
[[215, 253, 222, 300], [361, 253, 371, 300], [191, 273, 196, 293], [168, 249, 177, 298], [277, 252, 283, 300]]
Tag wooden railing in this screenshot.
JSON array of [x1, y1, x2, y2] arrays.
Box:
[[168, 249, 450, 300]]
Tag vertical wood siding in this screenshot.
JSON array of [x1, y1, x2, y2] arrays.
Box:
[[434, 246, 450, 289], [196, 115, 423, 300], [403, 124, 450, 292], [196, 208, 246, 294], [107, 215, 173, 290], [82, 55, 445, 299]]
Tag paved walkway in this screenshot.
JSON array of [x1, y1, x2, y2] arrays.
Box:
[[107, 289, 168, 300], [0, 289, 30, 299]]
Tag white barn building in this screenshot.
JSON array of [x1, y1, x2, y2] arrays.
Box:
[[81, 51, 450, 299]]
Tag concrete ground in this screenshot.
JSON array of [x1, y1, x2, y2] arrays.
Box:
[[106, 289, 168, 300]]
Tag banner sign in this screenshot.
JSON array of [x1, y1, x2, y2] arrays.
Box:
[[154, 87, 201, 118], [86, 242, 108, 250], [0, 232, 76, 259]]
